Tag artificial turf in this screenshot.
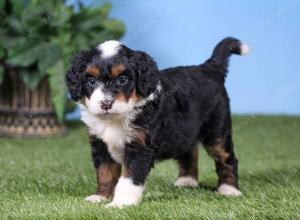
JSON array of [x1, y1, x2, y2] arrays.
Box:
[[0, 115, 299, 219]]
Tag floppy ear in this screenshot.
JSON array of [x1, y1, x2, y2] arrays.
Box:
[[66, 50, 88, 102], [133, 51, 159, 98]]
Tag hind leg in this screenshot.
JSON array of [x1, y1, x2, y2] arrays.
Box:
[[204, 134, 241, 196], [201, 107, 241, 196], [174, 144, 198, 187]]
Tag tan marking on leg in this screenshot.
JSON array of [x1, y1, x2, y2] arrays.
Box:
[[206, 141, 229, 162], [178, 145, 198, 178], [205, 140, 237, 187], [174, 144, 199, 187], [96, 162, 121, 198]]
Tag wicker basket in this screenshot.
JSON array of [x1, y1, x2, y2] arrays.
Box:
[[0, 68, 67, 138]]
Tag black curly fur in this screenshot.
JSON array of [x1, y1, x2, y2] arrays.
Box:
[[66, 37, 246, 192], [66, 48, 99, 101]]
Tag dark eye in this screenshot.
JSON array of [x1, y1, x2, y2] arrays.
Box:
[[116, 76, 128, 86], [88, 78, 97, 86]]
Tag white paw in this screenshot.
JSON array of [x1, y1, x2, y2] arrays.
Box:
[[105, 177, 144, 208], [105, 200, 136, 208], [105, 202, 121, 208], [174, 176, 198, 187], [105, 194, 141, 208], [85, 194, 108, 203], [217, 184, 242, 196]]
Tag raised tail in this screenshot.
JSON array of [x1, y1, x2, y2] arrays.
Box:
[[203, 37, 250, 78]]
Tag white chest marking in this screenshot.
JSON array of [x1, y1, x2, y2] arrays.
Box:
[[80, 105, 137, 163], [101, 122, 128, 163]]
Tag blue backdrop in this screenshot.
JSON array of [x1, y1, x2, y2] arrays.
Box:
[[71, 0, 300, 116]]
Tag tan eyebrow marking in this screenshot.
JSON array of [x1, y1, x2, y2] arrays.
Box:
[[111, 64, 126, 77], [86, 66, 100, 77]]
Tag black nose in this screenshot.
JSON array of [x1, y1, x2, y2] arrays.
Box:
[[100, 100, 114, 110]]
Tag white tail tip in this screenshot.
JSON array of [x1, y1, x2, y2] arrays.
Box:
[[240, 43, 251, 55]]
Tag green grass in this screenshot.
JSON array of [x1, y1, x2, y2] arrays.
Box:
[[0, 115, 300, 219]]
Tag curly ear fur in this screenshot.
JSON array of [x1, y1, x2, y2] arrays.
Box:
[[66, 51, 87, 101], [132, 51, 159, 98], [66, 50, 96, 102]]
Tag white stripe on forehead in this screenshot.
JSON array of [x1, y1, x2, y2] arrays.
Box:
[[97, 40, 122, 58]]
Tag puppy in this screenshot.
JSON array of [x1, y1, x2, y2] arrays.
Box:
[[66, 37, 249, 207]]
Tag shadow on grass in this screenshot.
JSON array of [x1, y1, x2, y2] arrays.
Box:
[[239, 166, 300, 188], [7, 166, 298, 203], [198, 183, 216, 192], [65, 120, 83, 129]]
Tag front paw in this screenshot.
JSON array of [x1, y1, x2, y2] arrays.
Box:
[[105, 199, 139, 208], [105, 177, 144, 208], [174, 176, 198, 187], [85, 194, 108, 203], [217, 184, 242, 196]]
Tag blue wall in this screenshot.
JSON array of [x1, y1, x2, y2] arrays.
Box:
[[78, 0, 300, 115]]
